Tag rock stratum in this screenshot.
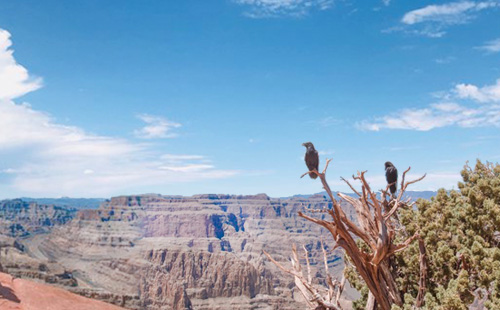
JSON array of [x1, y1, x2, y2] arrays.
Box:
[[3, 194, 360, 309]]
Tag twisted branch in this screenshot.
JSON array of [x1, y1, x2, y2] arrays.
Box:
[[267, 157, 427, 310]]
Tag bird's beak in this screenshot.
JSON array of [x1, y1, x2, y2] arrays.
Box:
[[302, 143, 306, 147]]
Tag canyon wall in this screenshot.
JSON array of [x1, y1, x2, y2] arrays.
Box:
[[31, 193, 357, 309]]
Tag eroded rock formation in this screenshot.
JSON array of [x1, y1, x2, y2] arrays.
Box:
[[10, 194, 359, 309]]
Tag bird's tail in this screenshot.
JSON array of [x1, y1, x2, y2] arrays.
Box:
[[390, 185, 397, 195], [309, 172, 318, 179]]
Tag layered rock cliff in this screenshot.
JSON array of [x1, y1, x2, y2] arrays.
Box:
[[16, 193, 358, 309]]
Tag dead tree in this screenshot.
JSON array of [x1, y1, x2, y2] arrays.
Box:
[[264, 242, 346, 310], [266, 159, 427, 310]]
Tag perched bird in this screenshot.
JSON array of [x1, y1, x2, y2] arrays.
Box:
[[302, 142, 319, 179], [385, 161, 398, 195]]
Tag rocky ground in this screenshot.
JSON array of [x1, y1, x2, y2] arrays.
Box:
[[0, 271, 124, 310]]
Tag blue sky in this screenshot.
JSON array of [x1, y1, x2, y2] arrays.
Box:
[[0, 0, 499, 198]]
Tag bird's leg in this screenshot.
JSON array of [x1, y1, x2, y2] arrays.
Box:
[[301, 170, 321, 179]]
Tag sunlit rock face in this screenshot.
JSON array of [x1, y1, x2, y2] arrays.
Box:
[[16, 193, 357, 309]]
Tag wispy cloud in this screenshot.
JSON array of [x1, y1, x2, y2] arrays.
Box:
[[318, 150, 335, 156], [233, 0, 334, 18], [455, 79, 500, 102], [393, 1, 500, 37], [401, 1, 498, 25], [134, 114, 181, 139], [357, 79, 500, 131], [160, 154, 206, 162], [477, 38, 500, 53], [434, 56, 457, 64], [0, 28, 237, 197], [382, 26, 446, 38], [317, 116, 342, 127]]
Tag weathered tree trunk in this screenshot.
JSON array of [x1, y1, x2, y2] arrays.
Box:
[[365, 292, 376, 310], [293, 160, 426, 310]]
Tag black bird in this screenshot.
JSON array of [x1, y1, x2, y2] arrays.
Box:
[[302, 142, 319, 179], [385, 161, 398, 195]]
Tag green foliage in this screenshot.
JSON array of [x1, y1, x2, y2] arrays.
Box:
[[345, 254, 369, 310], [347, 160, 500, 309]]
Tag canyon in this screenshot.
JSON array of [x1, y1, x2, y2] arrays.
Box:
[[0, 191, 429, 309]]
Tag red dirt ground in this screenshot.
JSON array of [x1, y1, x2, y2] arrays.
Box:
[[0, 272, 124, 310]]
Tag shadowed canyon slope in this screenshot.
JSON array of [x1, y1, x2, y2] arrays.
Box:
[[12, 193, 358, 309], [0, 199, 75, 237]]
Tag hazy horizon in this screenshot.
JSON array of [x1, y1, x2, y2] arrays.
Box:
[[10, 189, 440, 201]]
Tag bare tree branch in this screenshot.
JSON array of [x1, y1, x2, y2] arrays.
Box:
[[415, 238, 427, 307], [303, 245, 313, 285], [267, 157, 427, 310], [264, 245, 343, 310], [341, 177, 361, 197]]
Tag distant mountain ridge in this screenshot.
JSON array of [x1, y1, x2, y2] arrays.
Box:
[[0, 199, 76, 237], [285, 190, 437, 201], [17, 192, 436, 210], [18, 197, 105, 209]]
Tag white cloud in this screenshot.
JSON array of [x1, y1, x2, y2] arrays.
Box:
[[357, 104, 484, 131], [134, 114, 181, 139], [233, 0, 334, 18], [477, 38, 500, 53], [0, 28, 237, 197], [397, 1, 499, 37], [382, 0, 391, 6], [455, 79, 500, 103], [358, 79, 500, 131], [0, 29, 42, 100], [402, 1, 498, 25]]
